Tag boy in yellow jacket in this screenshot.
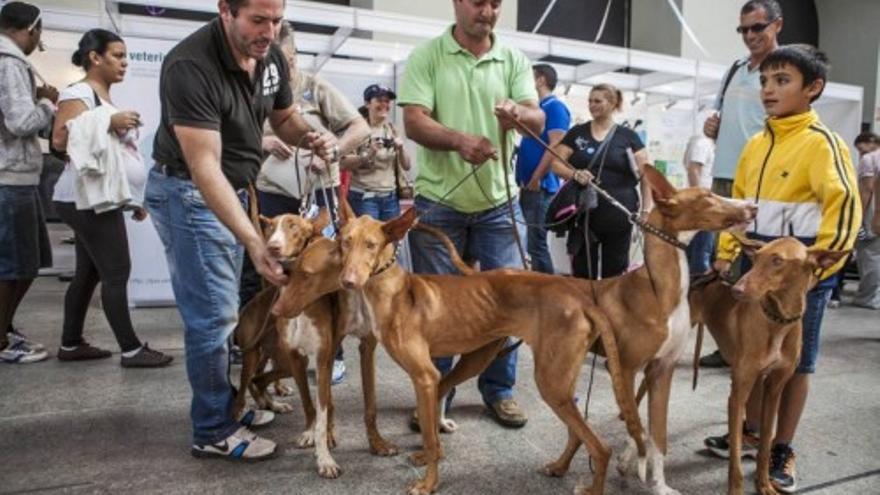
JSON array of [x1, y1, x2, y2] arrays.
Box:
[[705, 44, 860, 493]]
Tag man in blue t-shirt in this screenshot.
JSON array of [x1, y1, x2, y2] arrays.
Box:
[[515, 64, 570, 273]]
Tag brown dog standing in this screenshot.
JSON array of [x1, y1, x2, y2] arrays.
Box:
[[690, 237, 847, 494]]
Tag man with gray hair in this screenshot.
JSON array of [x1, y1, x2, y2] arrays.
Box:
[[700, 0, 782, 370]]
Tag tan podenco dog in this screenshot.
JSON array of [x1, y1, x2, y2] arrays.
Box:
[[546, 167, 758, 495], [233, 211, 330, 417], [690, 237, 846, 495], [271, 203, 646, 495], [235, 210, 399, 479]]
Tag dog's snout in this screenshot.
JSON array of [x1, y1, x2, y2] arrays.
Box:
[[731, 282, 746, 300]]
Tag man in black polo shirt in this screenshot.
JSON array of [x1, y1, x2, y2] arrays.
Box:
[[144, 0, 337, 461]]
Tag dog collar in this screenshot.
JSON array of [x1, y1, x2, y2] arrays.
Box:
[[371, 242, 401, 277], [632, 214, 689, 251], [760, 297, 802, 325]]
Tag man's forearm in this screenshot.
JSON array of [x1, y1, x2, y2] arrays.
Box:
[[858, 177, 874, 215], [687, 163, 703, 188], [337, 118, 370, 155], [272, 109, 313, 147], [516, 102, 544, 137], [403, 106, 463, 152]]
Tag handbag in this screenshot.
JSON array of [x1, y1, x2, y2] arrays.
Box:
[[544, 124, 617, 234]]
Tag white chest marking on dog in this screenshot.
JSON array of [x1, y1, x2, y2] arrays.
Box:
[[344, 289, 375, 338], [656, 246, 692, 367], [287, 316, 322, 357]]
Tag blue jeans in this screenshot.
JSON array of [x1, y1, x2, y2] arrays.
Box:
[[798, 277, 834, 374], [409, 196, 526, 405], [686, 230, 715, 275], [347, 190, 400, 221], [519, 189, 554, 274], [144, 167, 245, 445]]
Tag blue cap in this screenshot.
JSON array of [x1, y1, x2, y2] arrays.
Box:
[[363, 84, 397, 102]]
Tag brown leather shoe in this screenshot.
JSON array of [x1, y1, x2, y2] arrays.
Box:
[[486, 398, 527, 428]]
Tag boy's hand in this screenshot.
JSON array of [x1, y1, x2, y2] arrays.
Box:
[[713, 259, 732, 277]]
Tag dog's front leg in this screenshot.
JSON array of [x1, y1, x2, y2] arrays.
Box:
[[755, 368, 790, 495], [358, 336, 399, 456], [314, 338, 341, 478], [727, 369, 758, 495]]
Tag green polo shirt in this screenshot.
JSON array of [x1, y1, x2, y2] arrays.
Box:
[[397, 25, 537, 213]]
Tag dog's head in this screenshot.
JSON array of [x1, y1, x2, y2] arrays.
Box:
[[337, 198, 417, 290], [261, 209, 331, 260], [642, 166, 757, 233], [731, 236, 847, 311], [271, 236, 343, 318]]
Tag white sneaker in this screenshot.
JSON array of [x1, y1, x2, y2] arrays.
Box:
[[7, 329, 45, 352], [0, 340, 49, 364], [332, 359, 346, 385], [236, 408, 275, 428], [191, 426, 277, 461]]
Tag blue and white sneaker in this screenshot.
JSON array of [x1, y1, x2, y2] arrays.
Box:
[[332, 359, 346, 385], [0, 340, 49, 364], [191, 426, 277, 461], [7, 327, 45, 352]]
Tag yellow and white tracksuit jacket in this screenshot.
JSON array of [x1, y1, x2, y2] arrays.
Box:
[[716, 109, 861, 279]]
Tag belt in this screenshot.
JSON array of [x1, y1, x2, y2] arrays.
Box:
[[156, 164, 191, 181], [349, 187, 395, 199]]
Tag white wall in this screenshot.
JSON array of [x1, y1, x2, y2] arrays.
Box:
[[680, 0, 745, 64]]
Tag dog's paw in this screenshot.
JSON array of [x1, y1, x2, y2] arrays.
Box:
[[438, 418, 457, 433], [295, 429, 316, 448], [369, 439, 400, 457], [269, 401, 294, 414], [316, 460, 342, 479], [407, 479, 437, 495], [574, 482, 600, 495], [756, 482, 779, 495], [540, 460, 569, 478], [273, 383, 295, 396], [409, 450, 429, 467]]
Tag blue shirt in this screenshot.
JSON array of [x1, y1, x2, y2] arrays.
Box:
[[516, 95, 570, 193]]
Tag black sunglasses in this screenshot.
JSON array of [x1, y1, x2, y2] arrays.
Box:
[[736, 20, 776, 34]]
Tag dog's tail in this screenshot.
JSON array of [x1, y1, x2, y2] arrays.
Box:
[[585, 307, 646, 459], [413, 223, 475, 275], [692, 323, 704, 391]]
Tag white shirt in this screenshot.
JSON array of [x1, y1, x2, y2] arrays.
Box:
[[683, 134, 715, 189]]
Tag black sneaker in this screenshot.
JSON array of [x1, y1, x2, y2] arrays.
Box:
[[769, 444, 797, 493], [704, 424, 759, 459], [699, 350, 729, 368], [57, 342, 112, 361], [120, 343, 173, 368]]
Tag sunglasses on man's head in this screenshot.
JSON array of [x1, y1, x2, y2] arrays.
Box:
[[736, 20, 776, 35]]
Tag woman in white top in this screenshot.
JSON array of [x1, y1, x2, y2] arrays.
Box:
[[50, 29, 170, 367]]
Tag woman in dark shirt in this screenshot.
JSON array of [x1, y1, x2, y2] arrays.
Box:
[[550, 83, 653, 279]]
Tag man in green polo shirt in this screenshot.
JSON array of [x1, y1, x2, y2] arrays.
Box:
[[398, 0, 544, 428]]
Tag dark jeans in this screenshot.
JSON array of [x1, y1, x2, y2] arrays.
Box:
[[55, 202, 141, 352], [686, 230, 716, 276], [519, 189, 554, 274], [409, 196, 525, 405]]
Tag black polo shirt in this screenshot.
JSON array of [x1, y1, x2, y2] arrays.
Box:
[[152, 18, 293, 189]]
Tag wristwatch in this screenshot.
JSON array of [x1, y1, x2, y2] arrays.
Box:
[[330, 144, 341, 163]]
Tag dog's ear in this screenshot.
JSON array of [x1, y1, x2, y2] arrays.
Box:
[[806, 248, 849, 270], [732, 232, 765, 259], [642, 165, 678, 206], [310, 208, 331, 236], [338, 196, 357, 226], [259, 214, 273, 231], [382, 207, 418, 242]]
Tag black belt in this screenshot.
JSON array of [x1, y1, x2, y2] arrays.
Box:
[[157, 164, 191, 181]]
